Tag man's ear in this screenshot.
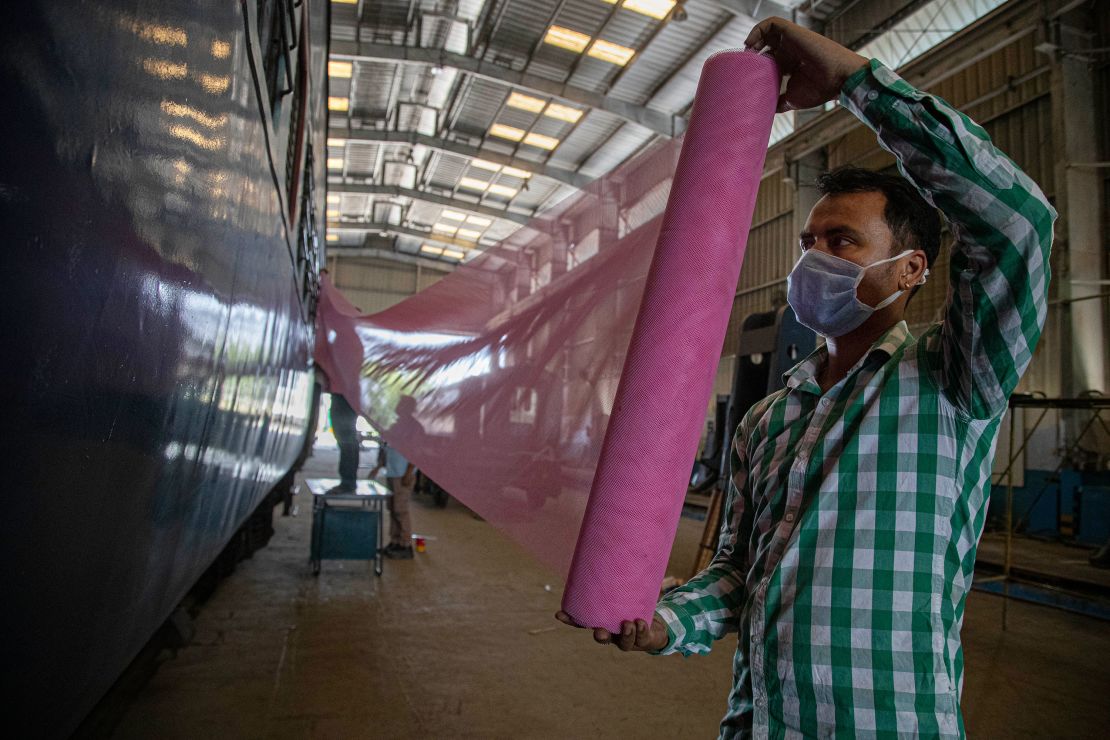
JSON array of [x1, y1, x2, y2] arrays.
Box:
[[902, 249, 928, 290]]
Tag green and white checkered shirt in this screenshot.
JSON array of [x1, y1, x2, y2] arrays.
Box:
[[654, 60, 1055, 739]]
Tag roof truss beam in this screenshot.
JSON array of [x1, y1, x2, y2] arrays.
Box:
[[329, 128, 590, 188], [330, 40, 687, 138], [705, 0, 793, 22], [329, 182, 532, 225], [328, 221, 494, 252], [821, 0, 932, 49], [327, 245, 454, 271]]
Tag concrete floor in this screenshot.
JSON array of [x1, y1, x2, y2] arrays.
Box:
[[977, 531, 1110, 590], [113, 448, 1110, 739]]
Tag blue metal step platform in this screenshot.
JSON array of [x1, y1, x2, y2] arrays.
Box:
[[306, 479, 392, 576]]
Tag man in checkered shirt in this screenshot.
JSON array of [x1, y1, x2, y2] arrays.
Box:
[[558, 16, 1054, 740]]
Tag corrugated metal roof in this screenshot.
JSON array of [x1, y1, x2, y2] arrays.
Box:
[[483, 0, 558, 61], [608, 6, 732, 104], [425, 150, 469, 190], [359, 0, 415, 31], [327, 0, 993, 269], [566, 5, 658, 90], [350, 60, 398, 119], [508, 177, 561, 210], [645, 14, 756, 114], [578, 124, 655, 178], [452, 77, 506, 137], [546, 109, 622, 167], [345, 142, 379, 178]]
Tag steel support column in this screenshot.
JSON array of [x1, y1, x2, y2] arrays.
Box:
[[1050, 3, 1108, 407]]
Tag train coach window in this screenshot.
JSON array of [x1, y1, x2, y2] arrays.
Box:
[[285, 55, 305, 197], [296, 144, 322, 314], [257, 0, 282, 107], [257, 0, 297, 111]]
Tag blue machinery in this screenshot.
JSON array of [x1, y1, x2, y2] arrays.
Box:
[[691, 305, 817, 575], [979, 395, 1110, 625]]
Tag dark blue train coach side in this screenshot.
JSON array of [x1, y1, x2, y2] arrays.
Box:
[[0, 1, 330, 735]]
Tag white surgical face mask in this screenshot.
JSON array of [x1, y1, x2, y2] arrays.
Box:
[[786, 248, 928, 338]]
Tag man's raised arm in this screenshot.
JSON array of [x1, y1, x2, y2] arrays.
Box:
[[840, 60, 1055, 418]]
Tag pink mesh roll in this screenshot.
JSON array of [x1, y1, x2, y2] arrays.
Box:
[[314, 51, 779, 630], [561, 51, 779, 631]]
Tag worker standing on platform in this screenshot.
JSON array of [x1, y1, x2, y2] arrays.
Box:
[[558, 17, 1054, 739], [326, 392, 360, 495]]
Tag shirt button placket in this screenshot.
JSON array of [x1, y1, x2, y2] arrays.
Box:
[[783, 451, 806, 545], [751, 578, 769, 734], [787, 398, 826, 528]]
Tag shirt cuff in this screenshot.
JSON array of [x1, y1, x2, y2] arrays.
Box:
[[840, 60, 873, 100], [649, 603, 711, 657], [648, 605, 681, 655]]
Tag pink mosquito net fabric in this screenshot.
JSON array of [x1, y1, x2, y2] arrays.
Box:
[[315, 51, 780, 632]]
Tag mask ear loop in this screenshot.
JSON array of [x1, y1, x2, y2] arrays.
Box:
[[872, 289, 906, 311], [879, 249, 932, 287], [859, 250, 924, 311], [875, 264, 929, 312]]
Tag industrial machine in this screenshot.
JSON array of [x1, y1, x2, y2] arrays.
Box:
[[691, 305, 816, 574]]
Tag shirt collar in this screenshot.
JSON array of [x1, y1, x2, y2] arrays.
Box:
[[784, 320, 914, 394]]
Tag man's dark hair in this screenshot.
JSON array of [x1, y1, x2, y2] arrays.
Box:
[[815, 166, 942, 271]]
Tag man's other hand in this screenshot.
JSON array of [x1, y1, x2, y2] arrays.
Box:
[[745, 17, 868, 112], [555, 610, 668, 652]]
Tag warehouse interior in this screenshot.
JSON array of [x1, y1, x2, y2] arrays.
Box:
[[5, 0, 1110, 737]]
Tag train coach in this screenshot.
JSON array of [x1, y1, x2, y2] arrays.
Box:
[[1, 1, 328, 735]]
